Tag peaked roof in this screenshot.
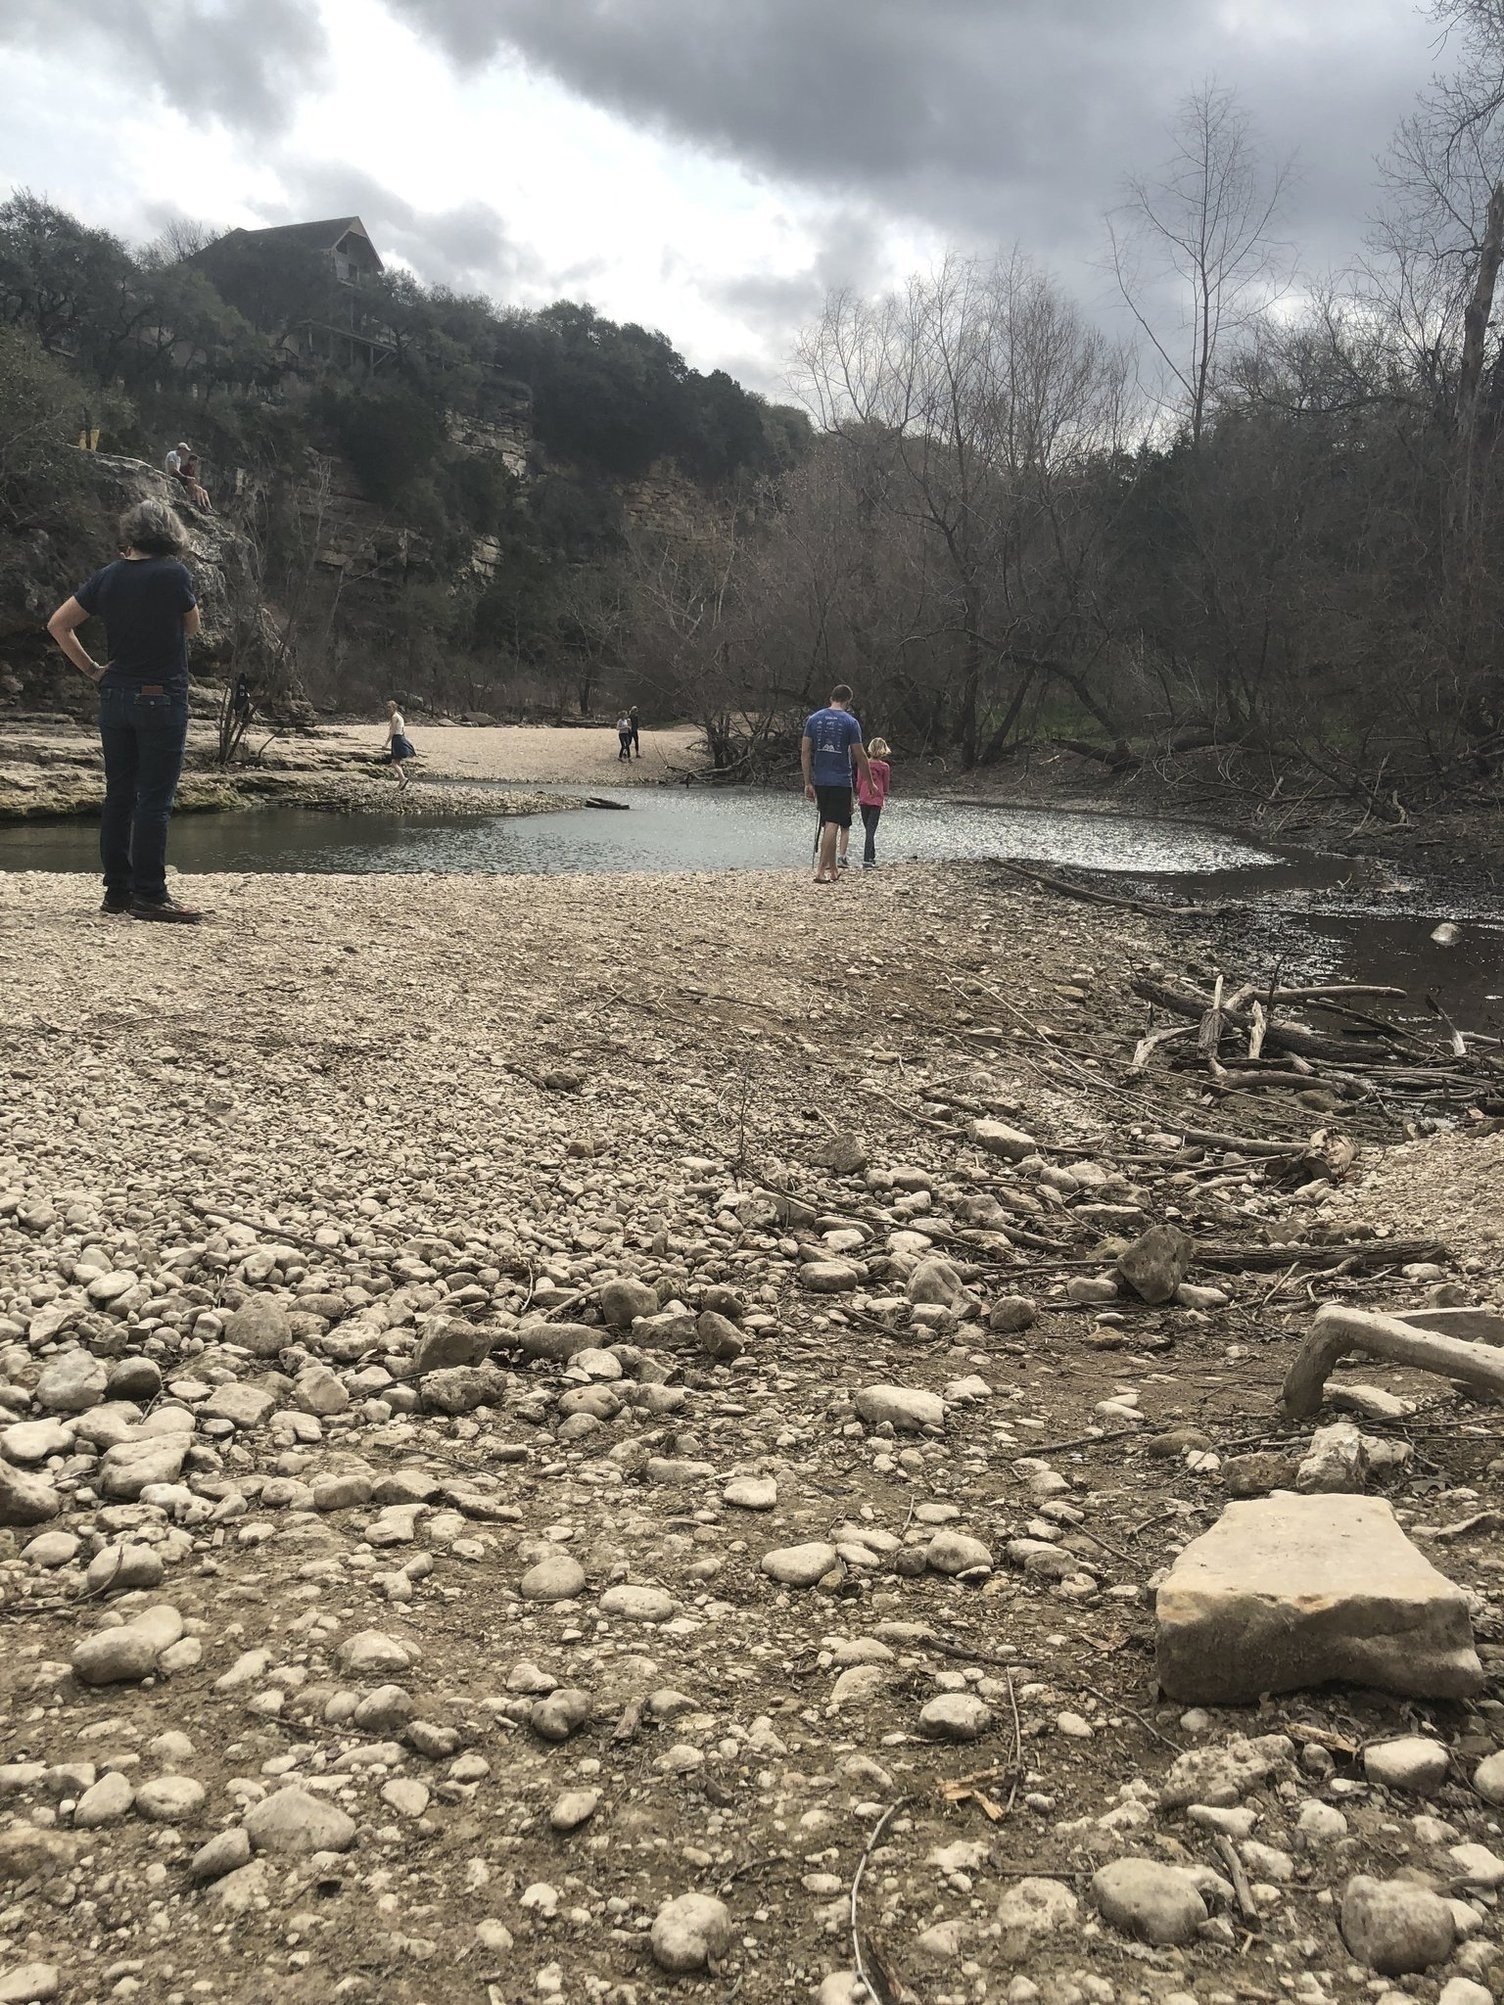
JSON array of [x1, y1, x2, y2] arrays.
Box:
[[197, 217, 384, 271]]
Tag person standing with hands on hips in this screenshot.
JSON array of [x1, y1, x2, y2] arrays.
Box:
[[47, 499, 202, 922], [801, 683, 870, 885]]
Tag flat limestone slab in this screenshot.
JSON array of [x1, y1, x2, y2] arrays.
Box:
[[1156, 1494, 1483, 1704]]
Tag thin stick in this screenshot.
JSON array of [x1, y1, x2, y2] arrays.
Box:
[[1215, 1831, 1260, 1924], [1003, 1668, 1023, 1818], [850, 1798, 907, 2000]]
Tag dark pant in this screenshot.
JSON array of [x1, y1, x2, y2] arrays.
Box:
[[860, 802, 882, 862], [98, 686, 189, 902]]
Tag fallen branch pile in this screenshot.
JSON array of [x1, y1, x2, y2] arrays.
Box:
[[1129, 970, 1504, 1117]]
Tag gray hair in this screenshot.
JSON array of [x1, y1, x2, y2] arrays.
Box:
[[119, 498, 189, 559]]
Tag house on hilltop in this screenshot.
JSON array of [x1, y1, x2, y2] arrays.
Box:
[[189, 216, 394, 372]]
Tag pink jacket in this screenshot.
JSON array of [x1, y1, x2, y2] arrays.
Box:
[[856, 758, 890, 808]]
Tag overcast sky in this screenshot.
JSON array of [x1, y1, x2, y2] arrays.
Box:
[[0, 0, 1443, 396]]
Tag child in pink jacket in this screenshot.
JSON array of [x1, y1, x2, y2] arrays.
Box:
[[841, 735, 891, 868]]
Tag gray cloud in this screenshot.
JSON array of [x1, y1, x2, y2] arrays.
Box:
[[1, 0, 328, 133], [388, 0, 1436, 280]]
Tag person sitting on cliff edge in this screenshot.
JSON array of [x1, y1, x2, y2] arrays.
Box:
[[164, 441, 212, 513]]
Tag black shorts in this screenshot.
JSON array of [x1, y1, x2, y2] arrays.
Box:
[[815, 784, 853, 830]]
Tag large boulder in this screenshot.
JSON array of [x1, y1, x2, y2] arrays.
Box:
[[1156, 1494, 1482, 1703]]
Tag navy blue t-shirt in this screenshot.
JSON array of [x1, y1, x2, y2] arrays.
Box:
[[75, 557, 197, 693], [804, 705, 862, 787]]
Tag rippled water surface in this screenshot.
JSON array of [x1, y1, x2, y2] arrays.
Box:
[[0, 784, 1280, 878]]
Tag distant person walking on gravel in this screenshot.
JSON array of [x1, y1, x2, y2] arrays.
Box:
[[628, 705, 641, 758], [851, 735, 892, 868], [801, 683, 870, 885], [616, 714, 633, 762], [385, 701, 417, 790], [46, 498, 203, 923]]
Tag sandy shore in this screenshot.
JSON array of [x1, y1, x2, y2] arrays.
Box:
[[0, 717, 701, 822], [1, 859, 1502, 1997], [319, 720, 704, 787]]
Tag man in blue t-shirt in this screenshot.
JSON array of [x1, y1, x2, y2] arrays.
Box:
[[801, 683, 871, 884]]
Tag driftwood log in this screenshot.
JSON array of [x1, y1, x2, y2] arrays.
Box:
[[1281, 1304, 1504, 1418]]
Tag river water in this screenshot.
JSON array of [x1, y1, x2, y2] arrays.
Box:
[[4, 783, 1501, 1028], [0, 784, 1277, 877]]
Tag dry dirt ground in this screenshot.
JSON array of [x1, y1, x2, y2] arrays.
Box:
[[0, 863, 1501, 2005]]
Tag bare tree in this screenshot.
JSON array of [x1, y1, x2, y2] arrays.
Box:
[[1108, 83, 1293, 444], [794, 253, 1127, 765]]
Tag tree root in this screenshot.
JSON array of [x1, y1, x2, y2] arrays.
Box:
[[1280, 1304, 1504, 1418]]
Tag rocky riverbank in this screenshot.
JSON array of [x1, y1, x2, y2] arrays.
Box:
[[0, 861, 1501, 2003]]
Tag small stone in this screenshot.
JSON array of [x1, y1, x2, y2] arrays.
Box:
[[413, 1317, 491, 1374], [853, 1384, 944, 1432], [380, 1778, 430, 1818], [995, 1876, 1080, 1950], [1364, 1736, 1451, 1794], [599, 1584, 675, 1622], [73, 1771, 135, 1826], [223, 1296, 291, 1358], [530, 1688, 592, 1742], [919, 1694, 992, 1742], [520, 1555, 587, 1602], [600, 1278, 659, 1328], [987, 1296, 1037, 1334], [0, 1419, 73, 1466], [337, 1630, 417, 1678], [1439, 1981, 1495, 2005], [723, 1475, 776, 1510], [71, 1627, 157, 1686], [135, 1775, 206, 1822], [970, 1119, 1036, 1160], [650, 1892, 732, 1973], [189, 1827, 252, 1881], [697, 1310, 745, 1360], [1117, 1225, 1192, 1306], [1066, 1275, 1119, 1304], [800, 1260, 859, 1294], [1340, 1874, 1456, 1974], [0, 1965, 59, 2004], [0, 1465, 61, 1528], [761, 1543, 839, 1588], [34, 1350, 108, 1413], [1296, 1421, 1368, 1494], [21, 1530, 78, 1568], [830, 1665, 892, 1709], [549, 1789, 600, 1832], [1472, 1750, 1504, 1804], [243, 1787, 357, 1855], [925, 1528, 992, 1576], [85, 1543, 164, 1595], [1091, 1858, 1207, 1946]]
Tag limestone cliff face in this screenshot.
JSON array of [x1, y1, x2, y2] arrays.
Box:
[[0, 452, 269, 706]]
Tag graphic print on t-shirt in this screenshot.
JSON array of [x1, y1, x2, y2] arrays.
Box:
[[804, 706, 862, 788]]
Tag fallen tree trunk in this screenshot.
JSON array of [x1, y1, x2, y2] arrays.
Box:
[[1282, 1303, 1504, 1418], [1198, 1236, 1445, 1274]]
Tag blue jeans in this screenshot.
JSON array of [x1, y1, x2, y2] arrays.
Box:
[[98, 686, 189, 902]]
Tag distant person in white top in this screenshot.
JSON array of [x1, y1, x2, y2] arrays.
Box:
[[616, 715, 633, 762], [385, 701, 417, 790]]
